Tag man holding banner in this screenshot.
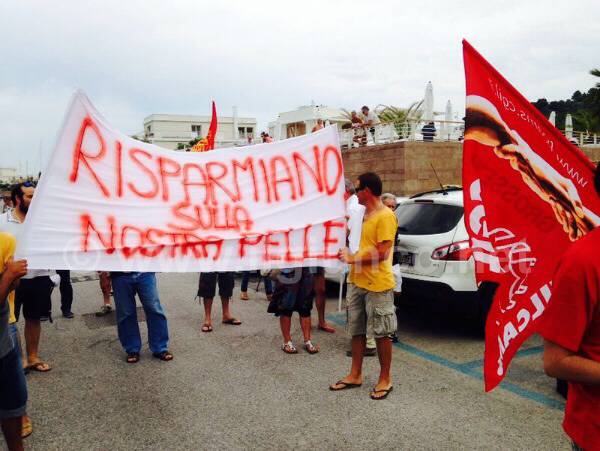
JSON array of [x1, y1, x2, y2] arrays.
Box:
[[111, 271, 172, 364], [330, 172, 398, 400], [539, 163, 600, 451], [0, 183, 52, 374], [197, 271, 241, 333]]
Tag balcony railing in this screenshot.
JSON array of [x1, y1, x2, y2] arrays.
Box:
[[337, 120, 600, 150], [338, 119, 464, 149], [561, 130, 600, 146]]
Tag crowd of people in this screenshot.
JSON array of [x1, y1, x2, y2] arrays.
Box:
[[0, 144, 598, 451], [0, 169, 403, 450]]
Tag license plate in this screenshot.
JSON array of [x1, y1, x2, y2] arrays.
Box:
[[399, 252, 415, 266]]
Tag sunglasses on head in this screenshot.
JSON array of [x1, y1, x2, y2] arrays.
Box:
[[22, 181, 36, 188]]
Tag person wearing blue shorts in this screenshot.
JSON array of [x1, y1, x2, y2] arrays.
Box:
[[0, 232, 28, 450]]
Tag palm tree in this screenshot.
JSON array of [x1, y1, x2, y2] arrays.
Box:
[[591, 68, 600, 88], [588, 69, 600, 119], [375, 100, 424, 138], [573, 109, 600, 134]]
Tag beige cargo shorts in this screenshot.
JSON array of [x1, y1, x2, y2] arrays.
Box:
[[346, 283, 397, 339]]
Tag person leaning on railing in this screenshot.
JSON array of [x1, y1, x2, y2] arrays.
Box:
[[359, 106, 379, 146], [350, 111, 365, 146]]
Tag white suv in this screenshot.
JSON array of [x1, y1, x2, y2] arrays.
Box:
[[394, 187, 493, 328]]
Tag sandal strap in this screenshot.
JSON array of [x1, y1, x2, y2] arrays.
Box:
[[283, 341, 296, 351]]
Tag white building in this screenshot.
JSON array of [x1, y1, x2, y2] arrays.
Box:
[[142, 108, 257, 150], [268, 104, 349, 140], [0, 167, 17, 184]]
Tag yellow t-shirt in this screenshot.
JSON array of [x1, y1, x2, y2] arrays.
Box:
[[0, 232, 17, 324], [348, 207, 397, 292]]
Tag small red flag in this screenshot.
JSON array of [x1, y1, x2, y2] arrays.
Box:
[[206, 101, 217, 151], [462, 40, 600, 391]]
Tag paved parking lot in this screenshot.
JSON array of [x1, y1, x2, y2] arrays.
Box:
[[21, 272, 568, 450]]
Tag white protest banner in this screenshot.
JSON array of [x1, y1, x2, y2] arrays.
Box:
[[19, 91, 346, 272]]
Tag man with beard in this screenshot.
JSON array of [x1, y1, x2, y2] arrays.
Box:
[[0, 183, 52, 373]]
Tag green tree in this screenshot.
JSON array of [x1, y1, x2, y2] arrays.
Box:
[[591, 68, 600, 88], [375, 101, 423, 138], [573, 109, 600, 133], [532, 70, 600, 133]]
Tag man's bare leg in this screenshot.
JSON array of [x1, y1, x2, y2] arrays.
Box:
[[371, 336, 393, 398], [202, 298, 213, 329], [96, 272, 112, 316], [330, 335, 365, 388], [314, 274, 335, 333], [219, 297, 241, 325], [221, 297, 233, 322], [279, 316, 292, 343], [100, 273, 111, 307], [1, 417, 24, 451], [24, 319, 49, 370], [300, 316, 312, 342]]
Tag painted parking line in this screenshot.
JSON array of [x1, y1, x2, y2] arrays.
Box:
[[459, 345, 544, 371], [327, 313, 564, 411]]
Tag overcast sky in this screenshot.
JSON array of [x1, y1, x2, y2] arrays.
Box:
[[1, 0, 599, 174]]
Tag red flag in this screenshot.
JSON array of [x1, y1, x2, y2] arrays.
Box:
[[206, 101, 217, 151], [462, 40, 600, 391]]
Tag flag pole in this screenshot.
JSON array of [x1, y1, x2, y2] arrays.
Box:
[[337, 272, 344, 312]]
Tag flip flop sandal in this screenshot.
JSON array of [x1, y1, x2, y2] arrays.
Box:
[[126, 353, 140, 364], [95, 305, 113, 317], [370, 386, 394, 400], [318, 324, 336, 333], [240, 292, 249, 301], [304, 341, 319, 354], [222, 318, 242, 326], [26, 361, 52, 373], [153, 351, 173, 361], [282, 341, 298, 354], [329, 380, 362, 391], [201, 324, 213, 332]]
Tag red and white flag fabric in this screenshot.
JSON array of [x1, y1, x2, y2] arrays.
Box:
[[206, 100, 217, 151], [462, 40, 600, 391], [191, 101, 218, 152]]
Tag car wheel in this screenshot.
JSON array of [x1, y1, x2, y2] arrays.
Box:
[[474, 281, 498, 335]]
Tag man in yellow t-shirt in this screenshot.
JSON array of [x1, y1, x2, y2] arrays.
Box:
[[330, 172, 398, 400]]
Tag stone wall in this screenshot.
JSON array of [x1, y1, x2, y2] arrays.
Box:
[[342, 141, 463, 196], [342, 142, 600, 196], [583, 146, 600, 163]]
